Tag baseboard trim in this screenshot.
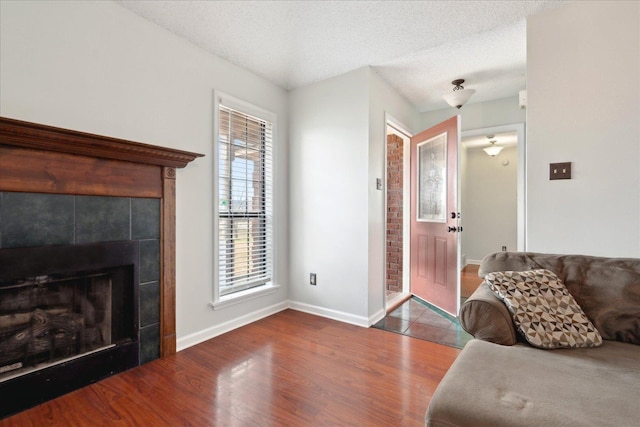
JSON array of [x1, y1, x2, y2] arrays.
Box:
[[369, 307, 386, 326], [176, 300, 289, 351], [288, 301, 370, 327], [465, 259, 482, 266], [178, 300, 385, 351]]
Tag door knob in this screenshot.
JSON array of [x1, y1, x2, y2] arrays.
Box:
[[447, 226, 457, 233]]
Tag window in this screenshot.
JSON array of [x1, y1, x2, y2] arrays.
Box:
[[217, 99, 273, 299]]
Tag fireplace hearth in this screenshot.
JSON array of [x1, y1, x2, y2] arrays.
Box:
[[0, 241, 139, 417]]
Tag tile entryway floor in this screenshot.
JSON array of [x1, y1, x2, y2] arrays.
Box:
[[373, 297, 473, 349]]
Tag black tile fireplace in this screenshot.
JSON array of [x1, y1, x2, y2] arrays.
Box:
[[0, 241, 139, 417], [0, 191, 162, 418], [0, 116, 203, 418]]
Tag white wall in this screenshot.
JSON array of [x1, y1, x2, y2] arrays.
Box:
[[289, 66, 418, 325], [288, 68, 370, 324], [367, 69, 419, 318], [0, 0, 290, 349], [463, 145, 518, 261], [527, 1, 640, 257]]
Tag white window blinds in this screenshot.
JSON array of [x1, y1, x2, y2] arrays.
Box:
[[218, 104, 273, 296]]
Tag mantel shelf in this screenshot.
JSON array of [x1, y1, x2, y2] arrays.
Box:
[[0, 117, 204, 168]]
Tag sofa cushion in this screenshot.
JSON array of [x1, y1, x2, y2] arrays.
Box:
[[485, 269, 602, 349], [479, 252, 640, 345], [425, 339, 640, 427]]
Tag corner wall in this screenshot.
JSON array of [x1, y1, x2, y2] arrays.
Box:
[[367, 69, 419, 319], [288, 68, 371, 324], [288, 67, 418, 324], [526, 0, 640, 257]]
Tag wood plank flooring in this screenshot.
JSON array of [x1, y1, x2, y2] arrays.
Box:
[[2, 310, 460, 426], [461, 264, 483, 298]]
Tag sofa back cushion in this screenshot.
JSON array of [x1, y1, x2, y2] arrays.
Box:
[[478, 252, 640, 345]]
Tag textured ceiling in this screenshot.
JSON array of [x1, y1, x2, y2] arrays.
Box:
[[115, 0, 564, 112]]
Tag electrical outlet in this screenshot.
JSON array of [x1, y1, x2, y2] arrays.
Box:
[[502, 246, 507, 251], [310, 273, 317, 286]]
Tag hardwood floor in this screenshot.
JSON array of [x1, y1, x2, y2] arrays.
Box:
[[2, 310, 460, 426], [461, 264, 483, 298]]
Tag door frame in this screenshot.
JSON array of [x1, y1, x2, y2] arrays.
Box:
[[382, 119, 526, 314], [384, 114, 413, 310], [461, 123, 526, 252]]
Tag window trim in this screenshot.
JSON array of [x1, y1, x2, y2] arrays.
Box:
[[212, 91, 277, 310], [210, 282, 280, 310]]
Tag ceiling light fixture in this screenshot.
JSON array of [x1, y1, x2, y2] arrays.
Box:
[[483, 135, 503, 157], [442, 79, 476, 109]]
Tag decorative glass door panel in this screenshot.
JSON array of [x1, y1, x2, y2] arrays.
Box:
[[417, 132, 447, 223]]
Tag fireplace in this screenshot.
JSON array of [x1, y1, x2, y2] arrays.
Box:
[[0, 241, 139, 417], [0, 116, 203, 417]]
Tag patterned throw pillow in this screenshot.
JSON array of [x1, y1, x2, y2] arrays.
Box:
[[484, 269, 603, 349]]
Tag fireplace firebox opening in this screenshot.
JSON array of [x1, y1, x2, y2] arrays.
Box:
[[0, 241, 139, 418]]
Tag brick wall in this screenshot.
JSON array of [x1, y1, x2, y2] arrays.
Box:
[[386, 134, 403, 292]]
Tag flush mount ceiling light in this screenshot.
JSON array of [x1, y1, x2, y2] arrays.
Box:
[[442, 79, 476, 109], [483, 135, 504, 157]]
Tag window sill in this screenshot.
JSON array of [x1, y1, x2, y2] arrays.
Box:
[[210, 283, 280, 310]]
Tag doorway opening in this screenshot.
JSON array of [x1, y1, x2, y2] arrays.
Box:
[[459, 123, 525, 298], [384, 119, 412, 311]]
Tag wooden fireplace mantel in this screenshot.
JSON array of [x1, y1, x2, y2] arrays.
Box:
[[0, 117, 201, 168], [0, 116, 204, 357]]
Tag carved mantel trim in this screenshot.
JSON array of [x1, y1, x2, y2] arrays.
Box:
[[0, 117, 203, 168], [0, 116, 204, 357]]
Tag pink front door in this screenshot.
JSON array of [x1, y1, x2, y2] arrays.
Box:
[[410, 116, 459, 315]]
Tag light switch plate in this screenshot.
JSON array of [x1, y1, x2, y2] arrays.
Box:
[[550, 162, 571, 180]]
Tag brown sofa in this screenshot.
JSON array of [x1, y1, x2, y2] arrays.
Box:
[[425, 252, 640, 427]]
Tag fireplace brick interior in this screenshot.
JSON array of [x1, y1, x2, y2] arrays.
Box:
[[0, 191, 161, 365]]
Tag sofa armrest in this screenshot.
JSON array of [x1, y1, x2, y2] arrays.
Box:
[[459, 283, 517, 345]]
